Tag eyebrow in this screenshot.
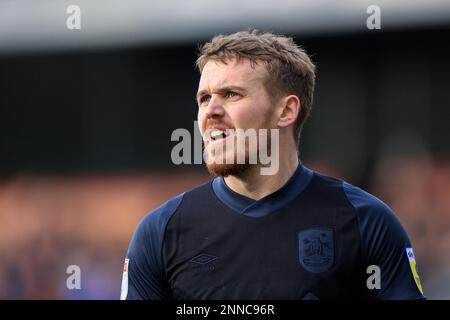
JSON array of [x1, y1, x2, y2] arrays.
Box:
[[196, 85, 247, 101]]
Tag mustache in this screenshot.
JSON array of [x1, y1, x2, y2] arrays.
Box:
[[205, 120, 234, 129]]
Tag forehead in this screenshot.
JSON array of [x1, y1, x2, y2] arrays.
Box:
[[198, 58, 267, 90]]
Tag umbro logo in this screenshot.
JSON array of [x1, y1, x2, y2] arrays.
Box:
[[190, 253, 218, 265], [190, 254, 218, 274]]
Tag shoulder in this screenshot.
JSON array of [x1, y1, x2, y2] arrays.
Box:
[[134, 180, 213, 239], [309, 172, 407, 248], [341, 180, 404, 233], [134, 192, 185, 239], [127, 192, 186, 260], [340, 180, 414, 272], [304, 172, 387, 215], [338, 182, 425, 299], [342, 181, 393, 214]]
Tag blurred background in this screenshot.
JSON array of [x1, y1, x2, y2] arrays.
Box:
[[0, 0, 449, 299]]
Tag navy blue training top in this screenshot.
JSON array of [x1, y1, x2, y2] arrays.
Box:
[[120, 163, 425, 300]]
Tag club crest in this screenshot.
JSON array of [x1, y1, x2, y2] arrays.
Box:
[[298, 228, 334, 273]]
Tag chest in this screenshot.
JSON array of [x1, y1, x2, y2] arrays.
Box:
[[163, 203, 364, 299]]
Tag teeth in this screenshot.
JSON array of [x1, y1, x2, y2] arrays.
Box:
[[211, 129, 225, 140]]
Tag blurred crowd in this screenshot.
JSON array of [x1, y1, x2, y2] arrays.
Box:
[[0, 170, 210, 299], [0, 157, 449, 299]]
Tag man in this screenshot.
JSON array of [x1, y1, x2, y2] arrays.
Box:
[[121, 30, 425, 300]]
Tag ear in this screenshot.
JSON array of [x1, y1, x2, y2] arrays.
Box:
[[277, 95, 301, 129]]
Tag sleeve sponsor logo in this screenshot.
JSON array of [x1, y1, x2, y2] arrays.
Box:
[[406, 247, 424, 294], [120, 258, 129, 300]]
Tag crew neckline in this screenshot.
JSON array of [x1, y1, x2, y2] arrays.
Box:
[[212, 162, 314, 218]]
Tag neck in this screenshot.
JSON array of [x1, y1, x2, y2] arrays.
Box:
[[223, 145, 299, 200]]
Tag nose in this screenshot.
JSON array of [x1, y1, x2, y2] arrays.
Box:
[[205, 95, 225, 119]]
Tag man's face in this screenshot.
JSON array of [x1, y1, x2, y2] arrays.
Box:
[[197, 58, 279, 177]]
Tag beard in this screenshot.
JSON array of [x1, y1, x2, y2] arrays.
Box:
[[203, 132, 272, 178], [204, 141, 253, 177], [206, 162, 252, 177]]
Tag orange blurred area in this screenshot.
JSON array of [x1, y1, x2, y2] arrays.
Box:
[[0, 169, 210, 299]]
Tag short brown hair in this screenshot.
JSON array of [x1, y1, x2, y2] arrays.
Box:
[[196, 29, 316, 145]]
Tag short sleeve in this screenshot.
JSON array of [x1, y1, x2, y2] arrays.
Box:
[[121, 193, 184, 300], [343, 182, 426, 300]]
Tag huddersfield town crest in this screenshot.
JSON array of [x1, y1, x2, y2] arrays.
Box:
[[298, 228, 334, 273]]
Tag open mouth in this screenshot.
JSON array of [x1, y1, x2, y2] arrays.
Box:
[[209, 129, 231, 141]]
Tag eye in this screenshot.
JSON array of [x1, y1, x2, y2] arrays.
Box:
[[199, 95, 211, 105], [225, 91, 240, 98]]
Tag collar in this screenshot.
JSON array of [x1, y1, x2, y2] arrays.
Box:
[[212, 162, 314, 218]]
